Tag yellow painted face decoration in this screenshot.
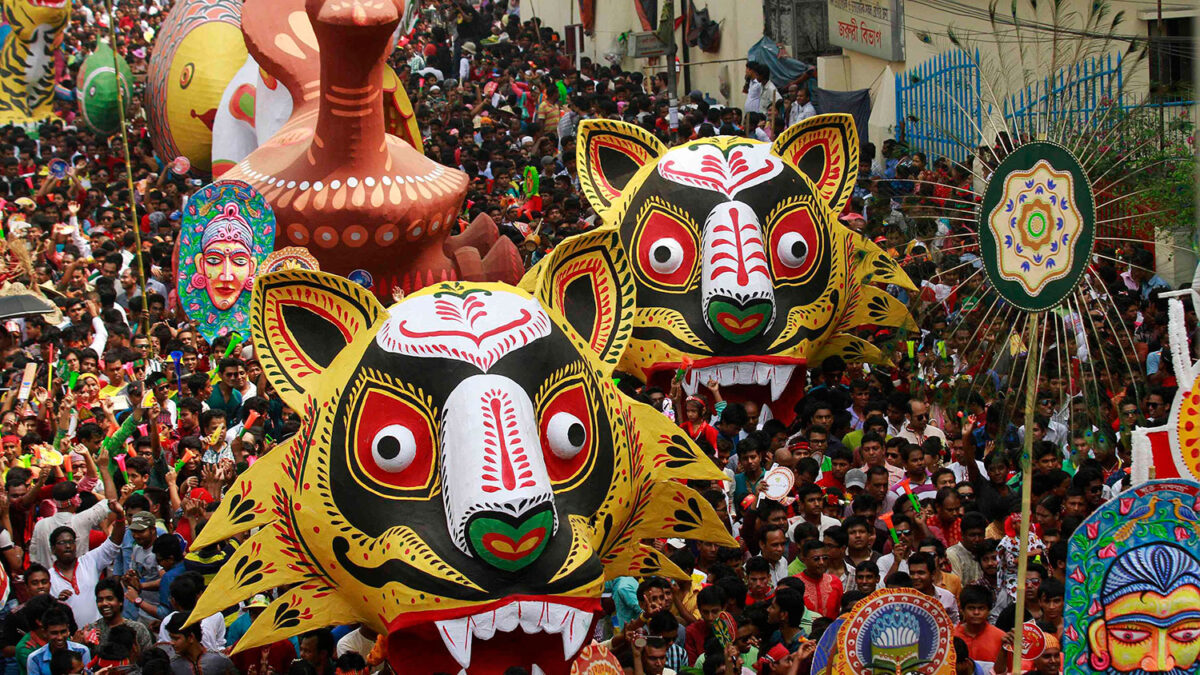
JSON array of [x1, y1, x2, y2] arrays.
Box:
[[568, 115, 916, 424], [145, 0, 247, 172], [192, 231, 734, 675], [1084, 544, 1200, 673], [164, 22, 245, 170], [1089, 587, 1200, 672]]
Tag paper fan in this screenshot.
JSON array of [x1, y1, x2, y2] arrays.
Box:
[[713, 611, 737, 649], [1022, 621, 1046, 660]]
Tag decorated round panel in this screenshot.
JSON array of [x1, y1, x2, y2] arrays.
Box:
[[834, 588, 954, 675], [1177, 375, 1200, 477], [263, 247, 320, 274], [978, 141, 1095, 312], [145, 0, 245, 172], [810, 616, 844, 675], [571, 644, 622, 675]]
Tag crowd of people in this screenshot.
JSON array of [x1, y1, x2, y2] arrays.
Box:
[[0, 1, 1190, 675]]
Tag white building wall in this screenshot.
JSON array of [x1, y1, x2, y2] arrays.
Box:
[[521, 0, 765, 108]]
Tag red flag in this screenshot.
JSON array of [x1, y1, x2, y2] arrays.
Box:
[[580, 0, 595, 32]]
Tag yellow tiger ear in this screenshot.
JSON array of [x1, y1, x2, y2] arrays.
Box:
[[251, 269, 384, 412], [523, 227, 635, 374], [576, 119, 667, 219], [772, 113, 859, 213]]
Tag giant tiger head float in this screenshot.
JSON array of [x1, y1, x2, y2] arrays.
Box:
[[2, 0, 68, 31], [189, 231, 735, 675], [561, 115, 915, 422], [0, 0, 71, 124]]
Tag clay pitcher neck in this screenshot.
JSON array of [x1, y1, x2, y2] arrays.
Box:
[[309, 9, 398, 166]]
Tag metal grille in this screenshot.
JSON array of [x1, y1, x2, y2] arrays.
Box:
[[763, 0, 834, 63]]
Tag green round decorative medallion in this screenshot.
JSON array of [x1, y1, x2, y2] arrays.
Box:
[[978, 142, 1095, 312]]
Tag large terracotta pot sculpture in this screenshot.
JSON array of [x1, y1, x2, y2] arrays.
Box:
[[219, 0, 522, 295]]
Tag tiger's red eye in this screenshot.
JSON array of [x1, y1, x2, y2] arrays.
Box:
[[539, 382, 593, 484], [353, 389, 435, 491], [635, 206, 698, 289], [769, 204, 820, 281]]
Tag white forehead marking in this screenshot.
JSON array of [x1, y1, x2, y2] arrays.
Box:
[[375, 289, 552, 372], [657, 142, 784, 199]]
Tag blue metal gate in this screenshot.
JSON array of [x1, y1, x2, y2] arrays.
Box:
[[893, 51, 1180, 162], [894, 49, 982, 163], [1006, 53, 1125, 137]]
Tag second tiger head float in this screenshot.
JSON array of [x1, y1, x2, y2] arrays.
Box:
[[547, 114, 916, 423]]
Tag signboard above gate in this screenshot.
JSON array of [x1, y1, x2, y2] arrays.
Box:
[[632, 31, 668, 58], [828, 0, 905, 62]]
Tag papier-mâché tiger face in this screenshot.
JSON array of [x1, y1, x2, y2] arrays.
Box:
[[572, 115, 915, 422], [190, 232, 734, 675]]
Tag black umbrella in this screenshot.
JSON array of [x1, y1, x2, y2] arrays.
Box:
[[0, 292, 56, 321]]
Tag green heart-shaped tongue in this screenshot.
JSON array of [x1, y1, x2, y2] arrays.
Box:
[[468, 509, 553, 571], [708, 300, 771, 343]]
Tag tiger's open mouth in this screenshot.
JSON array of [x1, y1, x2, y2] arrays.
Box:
[[28, 0, 67, 9], [387, 598, 598, 675], [645, 356, 809, 424]]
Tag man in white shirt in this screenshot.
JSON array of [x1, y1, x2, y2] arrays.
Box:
[[158, 611, 226, 654], [337, 626, 383, 673], [876, 513, 916, 581], [48, 501, 125, 627], [896, 400, 947, 447], [743, 62, 778, 123], [157, 573, 227, 652], [30, 480, 114, 569], [759, 526, 790, 585], [458, 42, 475, 82], [1019, 396, 1068, 448], [909, 552, 960, 624], [787, 483, 841, 539], [744, 78, 762, 119], [786, 86, 817, 127]]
